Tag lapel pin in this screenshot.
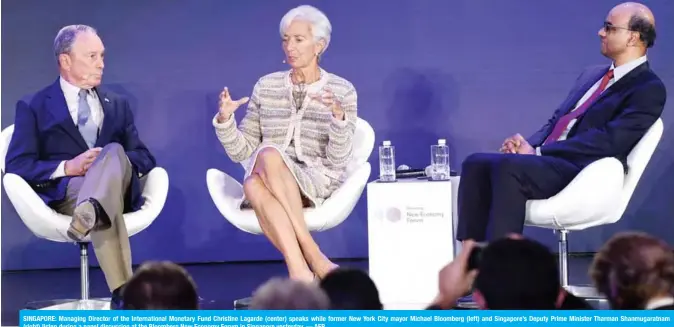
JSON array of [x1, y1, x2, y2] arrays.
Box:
[[104, 98, 110, 103]]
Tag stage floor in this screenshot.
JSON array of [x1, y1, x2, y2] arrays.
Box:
[[1, 255, 596, 325]]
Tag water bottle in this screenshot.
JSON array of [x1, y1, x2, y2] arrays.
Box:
[[430, 139, 450, 181], [379, 140, 396, 182]]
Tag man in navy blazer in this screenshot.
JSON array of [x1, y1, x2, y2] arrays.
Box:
[[456, 2, 666, 243], [5, 25, 156, 308]]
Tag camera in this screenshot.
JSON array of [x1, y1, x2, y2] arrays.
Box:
[[467, 245, 484, 271]]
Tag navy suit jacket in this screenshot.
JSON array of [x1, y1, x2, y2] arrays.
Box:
[[527, 62, 666, 171], [5, 78, 156, 213]]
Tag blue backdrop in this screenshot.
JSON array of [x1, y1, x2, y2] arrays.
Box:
[[2, 0, 673, 271]]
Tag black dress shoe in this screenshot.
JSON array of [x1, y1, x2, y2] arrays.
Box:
[[110, 285, 125, 310], [89, 199, 112, 230]]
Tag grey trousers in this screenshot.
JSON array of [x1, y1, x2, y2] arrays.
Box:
[[54, 143, 133, 291]]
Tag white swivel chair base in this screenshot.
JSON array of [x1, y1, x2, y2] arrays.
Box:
[[455, 295, 480, 309], [565, 286, 604, 300], [25, 243, 113, 310], [29, 299, 111, 310], [555, 230, 605, 301], [454, 287, 604, 310], [453, 230, 605, 310], [234, 297, 252, 309]]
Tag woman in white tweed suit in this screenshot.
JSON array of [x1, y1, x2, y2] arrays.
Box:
[[213, 5, 357, 282]]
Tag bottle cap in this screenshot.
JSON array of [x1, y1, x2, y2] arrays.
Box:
[[438, 139, 446, 145], [383, 140, 391, 146]]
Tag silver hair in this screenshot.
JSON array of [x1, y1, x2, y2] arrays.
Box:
[[249, 277, 330, 310], [53, 24, 97, 60], [279, 5, 332, 55]]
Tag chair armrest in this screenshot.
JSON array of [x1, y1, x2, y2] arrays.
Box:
[[137, 168, 169, 213], [124, 167, 170, 236], [308, 162, 371, 231], [206, 168, 244, 216], [207, 162, 371, 233], [4, 168, 170, 241], [2, 173, 70, 241], [526, 157, 624, 229]]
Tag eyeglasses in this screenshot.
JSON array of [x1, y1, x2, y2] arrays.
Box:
[[603, 21, 633, 33]]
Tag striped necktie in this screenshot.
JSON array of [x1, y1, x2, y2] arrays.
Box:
[[77, 89, 98, 148]]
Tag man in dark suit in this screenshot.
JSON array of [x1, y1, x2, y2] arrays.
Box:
[[456, 2, 666, 242], [5, 25, 156, 308]]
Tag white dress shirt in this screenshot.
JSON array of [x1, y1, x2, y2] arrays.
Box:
[[535, 55, 648, 155], [50, 77, 105, 179]]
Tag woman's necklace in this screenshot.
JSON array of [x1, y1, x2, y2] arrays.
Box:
[[291, 69, 321, 112]]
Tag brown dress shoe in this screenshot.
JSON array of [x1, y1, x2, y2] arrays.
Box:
[[66, 198, 111, 241]]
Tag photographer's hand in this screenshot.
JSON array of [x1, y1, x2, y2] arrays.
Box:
[[431, 240, 479, 309]]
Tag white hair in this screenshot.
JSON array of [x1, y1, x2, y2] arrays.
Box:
[[249, 278, 330, 310], [279, 5, 332, 55], [54, 24, 97, 59]]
